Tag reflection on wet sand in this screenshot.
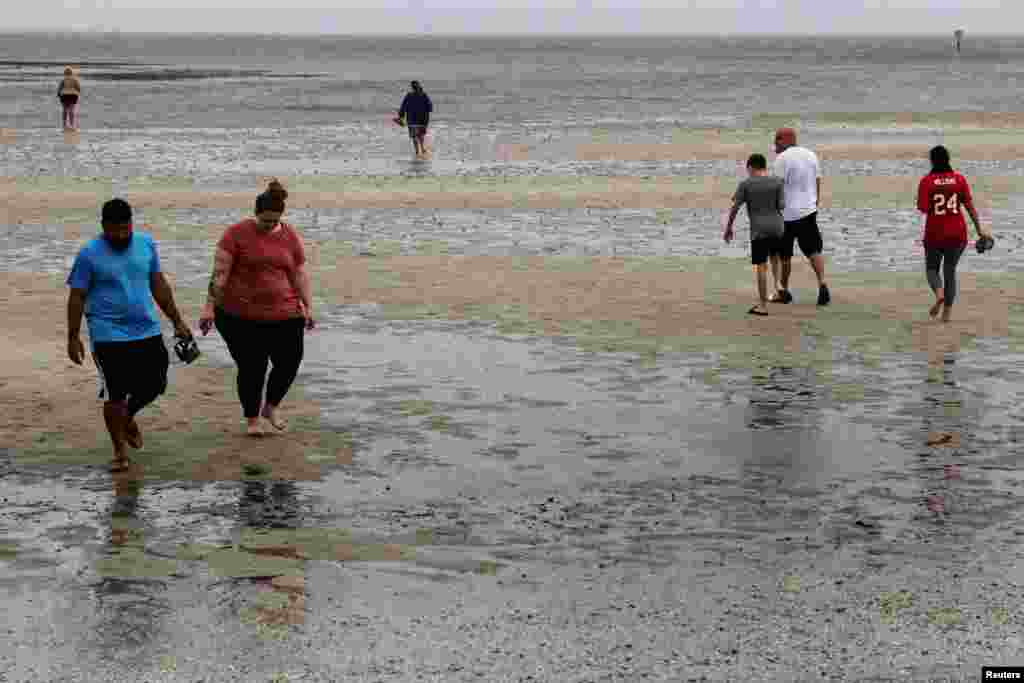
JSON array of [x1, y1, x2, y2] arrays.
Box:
[[90, 473, 171, 657], [239, 480, 301, 529], [237, 480, 307, 633], [917, 355, 968, 522], [736, 363, 826, 489]]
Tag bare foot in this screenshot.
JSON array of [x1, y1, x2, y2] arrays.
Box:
[[124, 419, 143, 449], [261, 405, 287, 432], [246, 421, 266, 438], [929, 297, 945, 318]]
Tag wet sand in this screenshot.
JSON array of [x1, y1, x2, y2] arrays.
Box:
[[3, 135, 1024, 680], [0, 271, 348, 480], [1, 174, 1022, 227]]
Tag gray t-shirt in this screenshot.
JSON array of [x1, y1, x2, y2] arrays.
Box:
[[732, 175, 785, 240]]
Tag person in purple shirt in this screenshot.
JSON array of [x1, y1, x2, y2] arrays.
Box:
[[66, 198, 193, 472], [397, 80, 433, 158]]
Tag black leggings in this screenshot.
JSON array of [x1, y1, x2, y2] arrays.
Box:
[[214, 308, 305, 418], [925, 246, 966, 305]]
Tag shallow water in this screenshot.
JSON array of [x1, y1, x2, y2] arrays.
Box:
[[4, 32, 1024, 681], [3, 311, 1024, 679], [2, 208, 1020, 283], [7, 124, 1024, 186]]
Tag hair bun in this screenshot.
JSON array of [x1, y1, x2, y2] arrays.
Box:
[[266, 179, 288, 200]]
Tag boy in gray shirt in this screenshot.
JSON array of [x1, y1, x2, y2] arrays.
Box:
[[723, 153, 785, 315]]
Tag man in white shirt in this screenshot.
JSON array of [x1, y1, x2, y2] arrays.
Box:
[[770, 128, 830, 306]]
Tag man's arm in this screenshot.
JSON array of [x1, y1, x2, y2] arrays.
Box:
[[725, 203, 741, 234], [150, 272, 188, 334], [725, 185, 743, 237], [67, 288, 87, 364], [68, 289, 86, 341]]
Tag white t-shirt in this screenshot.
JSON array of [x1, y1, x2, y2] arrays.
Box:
[[773, 146, 819, 222]]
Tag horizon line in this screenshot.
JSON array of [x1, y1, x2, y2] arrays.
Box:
[[0, 29, 1004, 38]]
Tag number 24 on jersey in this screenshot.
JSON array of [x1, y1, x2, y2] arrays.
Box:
[[933, 193, 959, 215]]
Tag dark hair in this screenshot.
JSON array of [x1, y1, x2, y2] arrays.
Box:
[[255, 179, 288, 214], [746, 153, 767, 170], [101, 198, 132, 225], [929, 145, 953, 174], [411, 80, 422, 92]]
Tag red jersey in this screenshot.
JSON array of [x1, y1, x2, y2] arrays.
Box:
[[218, 219, 306, 321], [917, 171, 972, 249]]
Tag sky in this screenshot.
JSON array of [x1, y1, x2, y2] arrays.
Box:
[[7, 1, 1012, 35]]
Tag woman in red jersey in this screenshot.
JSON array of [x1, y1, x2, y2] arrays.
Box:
[[198, 179, 315, 436], [916, 146, 992, 323]]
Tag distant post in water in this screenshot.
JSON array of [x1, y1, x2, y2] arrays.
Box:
[[953, 29, 964, 54]]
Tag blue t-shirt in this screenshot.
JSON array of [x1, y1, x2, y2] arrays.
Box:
[[66, 232, 163, 343]]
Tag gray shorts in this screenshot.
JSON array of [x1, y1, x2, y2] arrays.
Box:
[[407, 125, 426, 140]]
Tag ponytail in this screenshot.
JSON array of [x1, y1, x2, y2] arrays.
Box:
[[255, 178, 288, 213]]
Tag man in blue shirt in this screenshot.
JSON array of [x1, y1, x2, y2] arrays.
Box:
[[397, 80, 433, 158], [66, 198, 193, 472]]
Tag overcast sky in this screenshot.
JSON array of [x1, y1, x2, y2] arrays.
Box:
[[7, 1, 1011, 35]]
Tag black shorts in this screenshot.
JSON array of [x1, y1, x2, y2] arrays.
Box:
[[779, 211, 824, 259], [91, 335, 169, 402], [59, 94, 78, 106], [751, 235, 782, 265], [407, 124, 427, 140]]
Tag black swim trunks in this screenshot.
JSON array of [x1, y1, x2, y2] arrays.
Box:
[[92, 335, 169, 403], [751, 235, 782, 265], [779, 211, 824, 259], [60, 94, 79, 106]]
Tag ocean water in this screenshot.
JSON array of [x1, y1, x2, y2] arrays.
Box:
[[1, 33, 1023, 133]]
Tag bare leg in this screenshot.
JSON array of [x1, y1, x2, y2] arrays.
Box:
[[770, 255, 782, 294], [754, 264, 769, 310], [246, 415, 265, 437], [124, 418, 143, 449], [779, 257, 793, 291], [925, 247, 945, 318], [261, 402, 286, 431], [941, 303, 953, 323], [929, 287, 945, 318], [103, 400, 129, 469], [809, 253, 827, 288]]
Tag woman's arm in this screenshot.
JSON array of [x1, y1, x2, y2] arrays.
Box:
[[291, 264, 313, 313], [287, 231, 312, 314], [963, 200, 988, 239], [204, 246, 234, 312], [960, 178, 989, 238]]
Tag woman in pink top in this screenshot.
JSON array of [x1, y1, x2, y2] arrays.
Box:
[[198, 179, 315, 436]]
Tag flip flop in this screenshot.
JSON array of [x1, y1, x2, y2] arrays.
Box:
[[748, 305, 769, 316]]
